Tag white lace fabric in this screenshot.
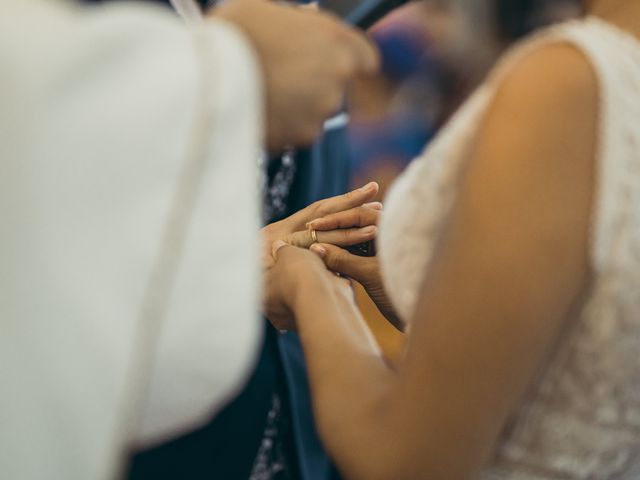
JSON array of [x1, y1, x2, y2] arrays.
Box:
[[378, 17, 640, 479]]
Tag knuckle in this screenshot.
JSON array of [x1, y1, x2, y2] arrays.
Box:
[[280, 234, 292, 247], [363, 207, 379, 225], [284, 232, 297, 246], [343, 190, 356, 204], [314, 203, 330, 218], [326, 254, 339, 271], [329, 250, 346, 271], [309, 200, 322, 213], [344, 228, 356, 240], [294, 231, 311, 247]]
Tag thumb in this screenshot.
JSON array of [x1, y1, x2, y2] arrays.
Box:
[[283, 229, 315, 249], [271, 240, 290, 260], [309, 243, 374, 283], [341, 26, 380, 75]]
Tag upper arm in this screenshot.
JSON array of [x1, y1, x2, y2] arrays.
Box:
[[385, 44, 599, 479]]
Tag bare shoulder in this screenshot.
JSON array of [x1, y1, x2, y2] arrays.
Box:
[[487, 41, 599, 137], [469, 40, 601, 192], [505, 40, 597, 88], [463, 39, 600, 293]]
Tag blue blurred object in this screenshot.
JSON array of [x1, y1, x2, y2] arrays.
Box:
[[348, 19, 441, 174], [371, 23, 431, 81], [348, 113, 434, 172]]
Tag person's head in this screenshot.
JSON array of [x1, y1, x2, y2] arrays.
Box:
[[418, 0, 580, 78]]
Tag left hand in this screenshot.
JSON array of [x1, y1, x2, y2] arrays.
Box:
[[260, 182, 381, 267], [264, 241, 353, 331]]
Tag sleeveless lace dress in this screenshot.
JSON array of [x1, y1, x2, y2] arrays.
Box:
[[378, 17, 640, 479]]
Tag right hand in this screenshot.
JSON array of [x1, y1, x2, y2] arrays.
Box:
[[307, 205, 404, 331], [213, 0, 379, 151]]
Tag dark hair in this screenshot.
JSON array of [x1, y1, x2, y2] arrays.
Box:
[[495, 0, 536, 40], [494, 0, 583, 41]]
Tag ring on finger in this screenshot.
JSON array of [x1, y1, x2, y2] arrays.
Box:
[[310, 229, 318, 244]]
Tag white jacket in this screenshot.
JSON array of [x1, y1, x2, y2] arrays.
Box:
[[0, 1, 263, 478]]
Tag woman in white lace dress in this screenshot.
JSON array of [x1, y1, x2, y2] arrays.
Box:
[[265, 0, 640, 478]]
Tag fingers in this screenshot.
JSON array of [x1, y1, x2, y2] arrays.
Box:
[[316, 226, 377, 247], [271, 239, 290, 260], [289, 182, 379, 229], [364, 202, 384, 210], [320, 182, 379, 215], [282, 230, 315, 249], [285, 225, 377, 249], [314, 8, 379, 76], [338, 24, 380, 75], [262, 249, 275, 268], [309, 243, 377, 284], [307, 204, 382, 231]]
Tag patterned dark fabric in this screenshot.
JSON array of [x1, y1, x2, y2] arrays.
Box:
[[260, 152, 297, 224], [248, 394, 294, 480]]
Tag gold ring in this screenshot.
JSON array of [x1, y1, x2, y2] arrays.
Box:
[[310, 229, 318, 244]]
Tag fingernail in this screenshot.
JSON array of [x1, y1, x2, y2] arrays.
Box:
[[272, 240, 288, 257], [363, 202, 383, 210], [310, 244, 327, 258], [307, 218, 321, 229], [362, 226, 377, 235], [360, 182, 376, 192]]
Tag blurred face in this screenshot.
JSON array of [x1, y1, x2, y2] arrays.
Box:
[[419, 0, 500, 77], [416, 0, 583, 77]]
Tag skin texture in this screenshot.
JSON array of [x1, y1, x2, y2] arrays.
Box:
[[261, 182, 382, 331], [261, 1, 640, 476], [307, 208, 403, 330], [213, 0, 379, 151]]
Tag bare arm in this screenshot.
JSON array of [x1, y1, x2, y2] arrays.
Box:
[[270, 43, 598, 480]]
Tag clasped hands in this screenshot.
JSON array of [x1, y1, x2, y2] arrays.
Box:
[[262, 182, 402, 332]]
